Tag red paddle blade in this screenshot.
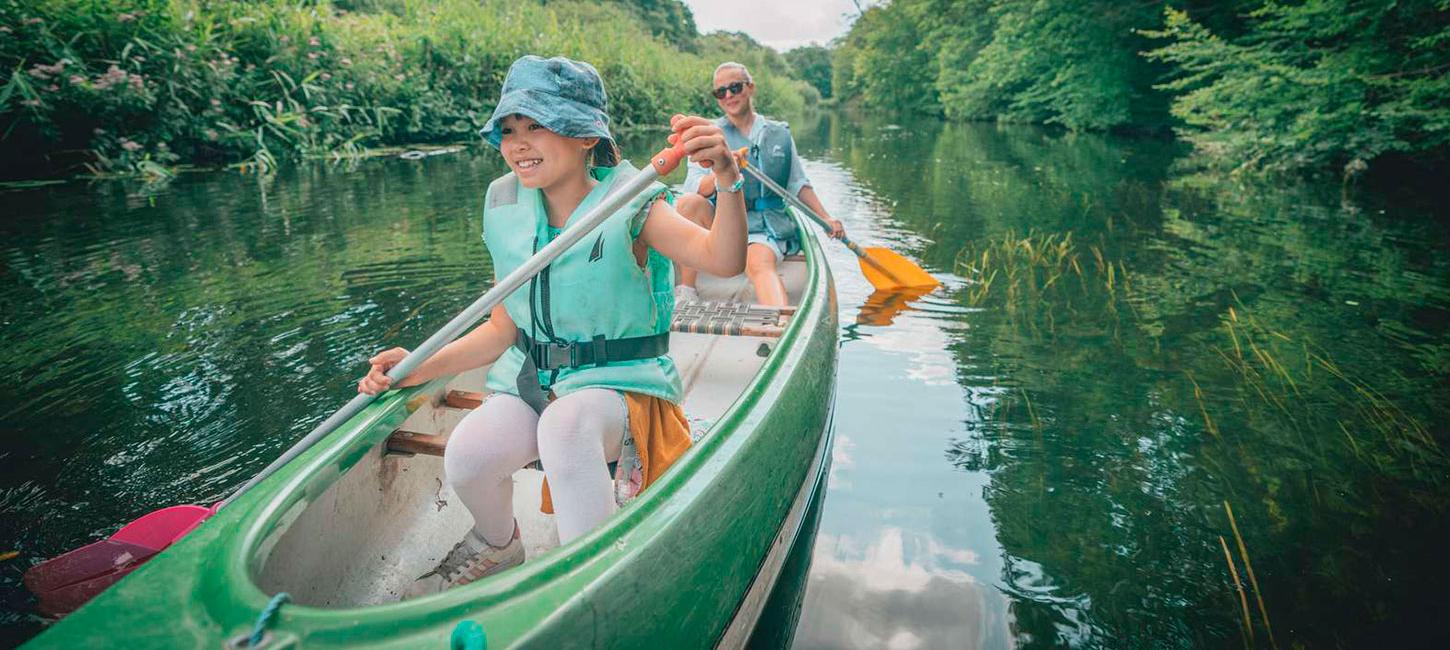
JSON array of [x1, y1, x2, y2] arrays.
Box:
[[25, 539, 159, 618], [23, 504, 215, 617]]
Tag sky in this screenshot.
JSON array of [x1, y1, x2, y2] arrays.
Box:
[[681, 0, 864, 52]]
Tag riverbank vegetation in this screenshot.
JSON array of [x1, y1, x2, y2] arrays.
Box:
[[831, 0, 1450, 176], [0, 0, 815, 178]]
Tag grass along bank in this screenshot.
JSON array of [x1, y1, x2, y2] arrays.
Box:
[[0, 0, 817, 179]]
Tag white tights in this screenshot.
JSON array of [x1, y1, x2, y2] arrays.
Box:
[[443, 389, 626, 547]]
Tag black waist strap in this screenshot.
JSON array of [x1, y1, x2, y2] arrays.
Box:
[[515, 329, 669, 371]]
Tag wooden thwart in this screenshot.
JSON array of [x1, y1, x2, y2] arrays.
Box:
[[443, 389, 487, 410], [386, 430, 449, 457], [386, 389, 488, 457]]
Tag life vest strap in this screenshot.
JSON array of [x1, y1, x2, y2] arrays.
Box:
[[515, 329, 670, 371]]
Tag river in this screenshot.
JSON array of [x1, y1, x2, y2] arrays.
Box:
[[3, 112, 1448, 648]]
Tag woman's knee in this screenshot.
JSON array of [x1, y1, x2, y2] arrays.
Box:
[[745, 244, 778, 277], [676, 193, 715, 227]]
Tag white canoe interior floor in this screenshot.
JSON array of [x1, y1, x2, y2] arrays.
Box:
[[256, 260, 809, 607]]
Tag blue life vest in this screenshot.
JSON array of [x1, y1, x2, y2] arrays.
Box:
[[716, 116, 800, 244]]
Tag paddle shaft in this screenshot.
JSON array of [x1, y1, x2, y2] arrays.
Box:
[[220, 163, 671, 508], [734, 162, 908, 285]]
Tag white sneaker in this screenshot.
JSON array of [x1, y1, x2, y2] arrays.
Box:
[[674, 285, 699, 303], [403, 523, 523, 598]]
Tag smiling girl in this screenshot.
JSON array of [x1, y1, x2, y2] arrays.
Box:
[[356, 56, 746, 596]]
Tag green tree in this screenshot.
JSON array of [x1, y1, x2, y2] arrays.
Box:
[[1144, 1, 1450, 174], [831, 3, 938, 114], [785, 44, 832, 99]]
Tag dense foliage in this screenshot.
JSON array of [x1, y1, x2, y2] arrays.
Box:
[[784, 44, 832, 100], [0, 0, 811, 177], [830, 0, 1450, 173]]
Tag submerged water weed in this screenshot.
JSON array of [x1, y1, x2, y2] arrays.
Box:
[[1213, 300, 1445, 478], [954, 229, 1083, 312]]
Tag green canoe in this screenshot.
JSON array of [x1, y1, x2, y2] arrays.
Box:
[[29, 209, 839, 648]]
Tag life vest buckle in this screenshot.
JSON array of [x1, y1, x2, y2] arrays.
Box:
[[534, 341, 576, 370]]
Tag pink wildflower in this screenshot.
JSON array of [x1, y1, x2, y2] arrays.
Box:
[[210, 98, 221, 107], [0, 26, 11, 34], [308, 37, 320, 46], [28, 67, 50, 80], [24, 17, 43, 25], [279, 35, 290, 44], [394, 73, 405, 81], [246, 64, 256, 72], [308, 52, 320, 61], [120, 139, 142, 152], [45, 84, 58, 92], [344, 82, 354, 91], [320, 72, 332, 81], [118, 12, 136, 22], [204, 128, 219, 141], [21, 99, 42, 107], [185, 44, 197, 52], [339, 58, 352, 66], [69, 74, 85, 85], [94, 128, 106, 136]]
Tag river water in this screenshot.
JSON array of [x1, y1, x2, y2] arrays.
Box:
[[2, 112, 1448, 648]]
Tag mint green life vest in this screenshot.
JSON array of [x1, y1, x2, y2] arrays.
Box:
[[481, 161, 682, 406]]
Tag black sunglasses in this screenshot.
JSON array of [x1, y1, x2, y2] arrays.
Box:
[[712, 81, 749, 100]]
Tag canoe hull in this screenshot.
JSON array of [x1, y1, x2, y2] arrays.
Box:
[[29, 213, 838, 648]]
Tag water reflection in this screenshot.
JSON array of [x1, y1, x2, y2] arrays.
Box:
[[789, 112, 1450, 648]]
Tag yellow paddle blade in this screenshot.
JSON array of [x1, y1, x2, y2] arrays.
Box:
[[858, 246, 939, 291]]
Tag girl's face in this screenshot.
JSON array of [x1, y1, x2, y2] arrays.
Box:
[[498, 114, 596, 189]]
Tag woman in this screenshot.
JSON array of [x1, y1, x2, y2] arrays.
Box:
[[357, 56, 746, 596]]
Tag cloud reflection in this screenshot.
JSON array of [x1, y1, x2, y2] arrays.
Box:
[[796, 528, 1010, 649]]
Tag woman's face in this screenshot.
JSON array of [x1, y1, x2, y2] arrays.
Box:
[[498, 114, 596, 189]]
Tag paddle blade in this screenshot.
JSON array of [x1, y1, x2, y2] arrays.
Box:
[[26, 540, 158, 618], [858, 247, 939, 291], [22, 504, 214, 617]]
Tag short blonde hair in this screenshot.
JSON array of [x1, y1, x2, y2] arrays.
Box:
[[713, 61, 753, 84]]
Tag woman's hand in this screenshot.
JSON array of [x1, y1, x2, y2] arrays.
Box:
[[671, 115, 740, 186], [825, 217, 845, 239], [358, 347, 410, 395]]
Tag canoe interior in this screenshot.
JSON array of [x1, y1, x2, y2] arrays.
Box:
[[255, 261, 810, 608]]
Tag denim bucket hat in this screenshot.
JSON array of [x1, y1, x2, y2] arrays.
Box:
[[480, 55, 612, 149]]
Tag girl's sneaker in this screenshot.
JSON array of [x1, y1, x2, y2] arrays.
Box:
[[404, 523, 523, 598]]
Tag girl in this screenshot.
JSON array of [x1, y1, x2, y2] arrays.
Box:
[[357, 56, 746, 596]]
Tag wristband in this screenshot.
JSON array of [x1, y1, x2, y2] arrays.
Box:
[[718, 175, 744, 194]]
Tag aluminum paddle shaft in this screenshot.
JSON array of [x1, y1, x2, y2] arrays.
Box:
[[222, 140, 688, 508]]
